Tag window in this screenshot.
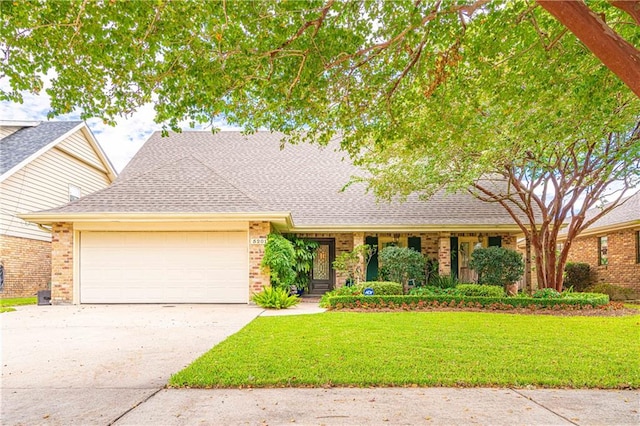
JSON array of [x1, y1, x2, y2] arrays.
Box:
[[636, 231, 640, 264], [598, 236, 608, 265], [69, 185, 81, 202]]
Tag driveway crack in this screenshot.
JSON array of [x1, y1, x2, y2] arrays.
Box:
[[108, 387, 164, 425], [510, 388, 579, 425]]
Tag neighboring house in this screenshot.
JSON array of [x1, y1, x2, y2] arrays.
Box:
[[22, 131, 523, 305], [0, 120, 116, 298], [563, 192, 640, 292]]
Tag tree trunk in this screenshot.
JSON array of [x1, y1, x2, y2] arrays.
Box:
[[536, 0, 640, 97]]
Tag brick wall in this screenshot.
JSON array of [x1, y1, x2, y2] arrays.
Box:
[[0, 234, 51, 298], [567, 228, 640, 292], [249, 221, 271, 294], [51, 223, 74, 304], [295, 232, 354, 287]]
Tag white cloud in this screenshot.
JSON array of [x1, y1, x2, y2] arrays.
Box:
[[0, 82, 238, 172]]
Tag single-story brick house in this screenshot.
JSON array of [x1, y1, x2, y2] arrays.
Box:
[[21, 131, 523, 304], [563, 192, 640, 292], [0, 120, 116, 298]]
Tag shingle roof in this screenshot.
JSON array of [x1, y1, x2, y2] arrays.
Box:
[[0, 121, 82, 175], [39, 131, 522, 227], [577, 192, 640, 232]]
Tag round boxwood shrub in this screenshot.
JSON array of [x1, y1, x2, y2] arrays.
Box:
[[469, 246, 524, 290]]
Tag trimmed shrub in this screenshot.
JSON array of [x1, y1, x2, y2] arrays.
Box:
[[533, 288, 562, 299], [319, 284, 365, 307], [456, 284, 504, 297], [469, 246, 524, 288], [326, 293, 609, 310], [409, 286, 459, 296], [378, 246, 426, 287], [564, 262, 592, 291], [585, 283, 639, 301], [251, 286, 300, 309], [362, 281, 403, 295]]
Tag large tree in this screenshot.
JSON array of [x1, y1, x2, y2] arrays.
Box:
[[1, 0, 639, 289]]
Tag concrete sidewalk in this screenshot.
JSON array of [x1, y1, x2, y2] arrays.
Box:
[[114, 387, 639, 425]]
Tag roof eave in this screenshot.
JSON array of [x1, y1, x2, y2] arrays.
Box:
[[18, 212, 295, 228], [287, 223, 524, 233], [557, 220, 640, 241]]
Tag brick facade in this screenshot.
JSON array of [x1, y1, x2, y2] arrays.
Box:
[[0, 234, 51, 298], [567, 228, 640, 292], [296, 232, 354, 287], [249, 221, 272, 294], [51, 223, 74, 304]]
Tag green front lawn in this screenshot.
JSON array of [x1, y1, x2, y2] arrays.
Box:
[[170, 312, 639, 389], [0, 297, 37, 313]]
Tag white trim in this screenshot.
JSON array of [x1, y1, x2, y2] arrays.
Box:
[[19, 211, 294, 227], [79, 125, 118, 181], [288, 224, 523, 233], [0, 122, 84, 183], [0, 122, 118, 184]]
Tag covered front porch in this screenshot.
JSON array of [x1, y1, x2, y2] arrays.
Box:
[[292, 230, 519, 294]]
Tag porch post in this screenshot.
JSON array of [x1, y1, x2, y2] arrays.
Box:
[[438, 233, 451, 276], [353, 232, 365, 283]]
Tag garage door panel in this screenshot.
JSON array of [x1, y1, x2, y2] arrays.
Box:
[[80, 231, 248, 303]]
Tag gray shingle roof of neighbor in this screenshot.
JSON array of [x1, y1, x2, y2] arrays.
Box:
[[0, 121, 82, 175], [578, 191, 640, 231], [41, 131, 522, 227]]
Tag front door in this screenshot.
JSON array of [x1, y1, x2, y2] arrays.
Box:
[[309, 239, 335, 294]]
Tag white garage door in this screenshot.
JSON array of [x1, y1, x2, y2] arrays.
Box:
[[79, 231, 248, 303]]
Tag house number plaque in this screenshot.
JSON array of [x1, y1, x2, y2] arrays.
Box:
[[250, 238, 267, 245]]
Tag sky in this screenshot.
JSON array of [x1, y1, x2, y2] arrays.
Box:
[[0, 91, 159, 173], [0, 79, 238, 173]]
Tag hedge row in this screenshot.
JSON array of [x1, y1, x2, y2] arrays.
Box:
[[326, 294, 610, 310]]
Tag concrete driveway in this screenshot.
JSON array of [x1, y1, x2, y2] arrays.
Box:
[[1, 304, 263, 425]]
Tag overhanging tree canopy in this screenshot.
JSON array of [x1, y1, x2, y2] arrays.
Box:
[[1, 0, 639, 290]]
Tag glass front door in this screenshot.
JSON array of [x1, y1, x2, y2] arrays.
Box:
[[310, 239, 335, 294]]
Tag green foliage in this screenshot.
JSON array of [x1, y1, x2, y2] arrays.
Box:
[[326, 293, 610, 310], [319, 284, 365, 308], [533, 288, 562, 299], [585, 283, 640, 302], [469, 247, 524, 288], [286, 236, 319, 293], [429, 274, 459, 289], [2, 1, 638, 295], [251, 286, 300, 309], [0, 297, 37, 307], [332, 244, 376, 284], [378, 246, 426, 288], [424, 257, 439, 284], [361, 281, 403, 296], [170, 312, 639, 389], [564, 263, 593, 292], [261, 234, 296, 289], [409, 286, 459, 296], [456, 284, 504, 298]]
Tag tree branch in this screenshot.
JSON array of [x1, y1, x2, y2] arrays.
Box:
[[536, 0, 640, 97]]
